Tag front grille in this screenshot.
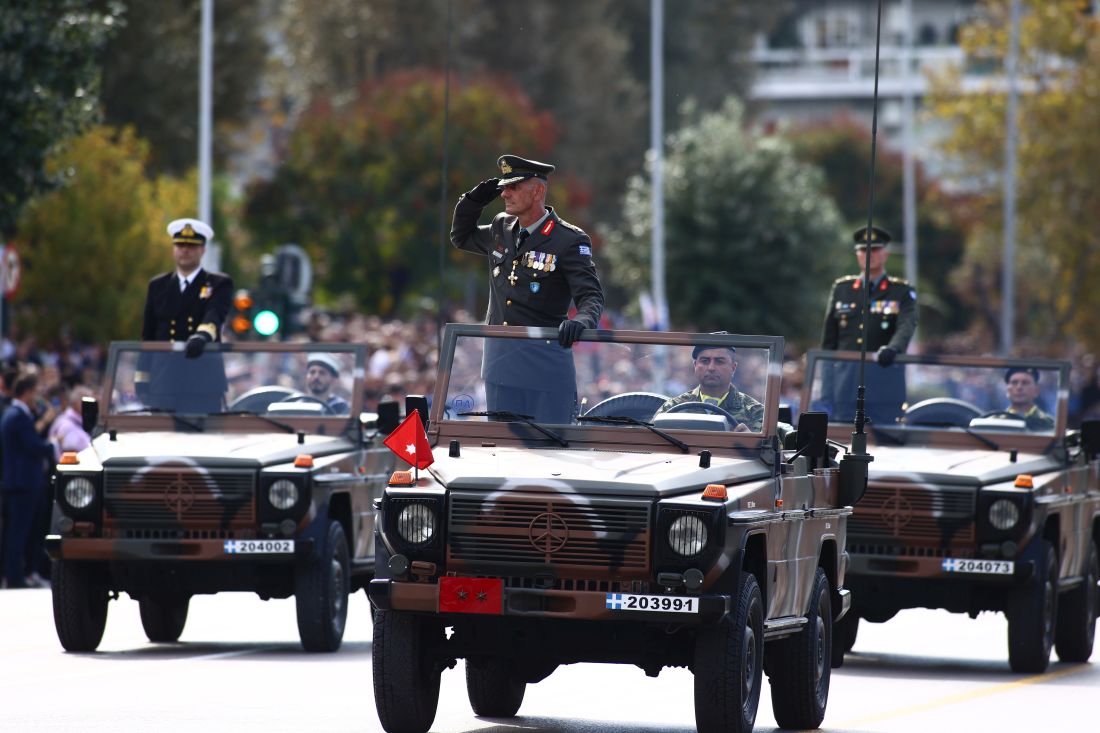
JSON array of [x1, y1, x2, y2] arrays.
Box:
[[104, 468, 255, 527], [850, 484, 975, 544], [107, 528, 252, 540], [502, 576, 649, 593], [448, 493, 651, 576], [849, 543, 975, 559]]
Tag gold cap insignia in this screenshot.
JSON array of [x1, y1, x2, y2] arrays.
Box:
[[500, 162, 513, 174], [181, 224, 196, 238]]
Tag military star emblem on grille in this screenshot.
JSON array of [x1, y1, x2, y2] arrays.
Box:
[[457, 589, 468, 601]]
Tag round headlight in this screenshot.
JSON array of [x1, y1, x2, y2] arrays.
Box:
[[668, 515, 708, 557], [988, 499, 1020, 531], [396, 503, 435, 545], [268, 479, 299, 510], [64, 477, 96, 509]]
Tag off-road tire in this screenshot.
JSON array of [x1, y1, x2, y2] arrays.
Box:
[[466, 656, 526, 717], [295, 519, 350, 652], [831, 611, 859, 668], [51, 559, 109, 653], [373, 610, 443, 733], [1055, 541, 1097, 663], [768, 568, 833, 729], [139, 594, 190, 642], [694, 571, 764, 733], [1008, 539, 1058, 673]]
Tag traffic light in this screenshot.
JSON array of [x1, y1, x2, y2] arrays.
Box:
[[252, 254, 287, 339], [230, 289, 254, 338]]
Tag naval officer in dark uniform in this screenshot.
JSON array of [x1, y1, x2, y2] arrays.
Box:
[[820, 226, 917, 424], [451, 155, 604, 423], [136, 218, 233, 414]]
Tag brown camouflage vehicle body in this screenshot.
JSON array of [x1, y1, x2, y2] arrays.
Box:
[[46, 341, 396, 653], [802, 350, 1100, 673], [369, 325, 869, 733]]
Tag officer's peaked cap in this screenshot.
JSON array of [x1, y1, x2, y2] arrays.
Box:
[[1004, 366, 1040, 384], [167, 218, 214, 246], [497, 154, 555, 186], [852, 225, 892, 248], [307, 353, 341, 376], [692, 332, 736, 360]]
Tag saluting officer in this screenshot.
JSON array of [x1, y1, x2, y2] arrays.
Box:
[[451, 155, 604, 423], [821, 225, 917, 366], [135, 218, 233, 413]]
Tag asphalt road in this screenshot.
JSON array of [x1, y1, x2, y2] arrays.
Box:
[[1, 587, 1094, 733]]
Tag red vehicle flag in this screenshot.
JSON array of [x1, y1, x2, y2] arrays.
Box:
[[382, 410, 435, 470]]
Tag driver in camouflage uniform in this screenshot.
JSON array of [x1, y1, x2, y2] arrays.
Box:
[[1003, 367, 1055, 431], [656, 345, 764, 432]]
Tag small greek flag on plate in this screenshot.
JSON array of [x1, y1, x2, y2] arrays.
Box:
[[605, 593, 623, 609]]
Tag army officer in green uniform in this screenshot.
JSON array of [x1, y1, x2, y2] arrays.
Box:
[[451, 155, 604, 423], [820, 226, 917, 424], [656, 344, 764, 432]]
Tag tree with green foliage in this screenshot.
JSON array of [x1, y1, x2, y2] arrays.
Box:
[[927, 0, 1100, 353], [244, 71, 565, 316], [602, 99, 846, 346], [789, 115, 971, 343], [0, 0, 120, 238], [14, 127, 194, 343]]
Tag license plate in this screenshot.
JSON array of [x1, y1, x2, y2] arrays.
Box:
[[941, 558, 1014, 575], [605, 593, 699, 614], [222, 539, 294, 555], [439, 576, 503, 614]]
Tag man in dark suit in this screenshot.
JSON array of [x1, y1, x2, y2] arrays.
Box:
[[1, 374, 57, 588], [451, 155, 604, 423], [136, 218, 233, 414]]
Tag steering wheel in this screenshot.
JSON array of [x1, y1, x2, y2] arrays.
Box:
[[583, 392, 669, 421], [903, 397, 982, 427], [978, 410, 1024, 420], [276, 394, 334, 415], [664, 401, 742, 429]]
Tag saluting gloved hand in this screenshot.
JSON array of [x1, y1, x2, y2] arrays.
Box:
[[558, 319, 585, 348], [465, 178, 501, 206], [875, 346, 897, 367], [185, 332, 211, 359]]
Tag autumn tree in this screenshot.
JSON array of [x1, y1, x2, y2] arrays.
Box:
[[927, 0, 1100, 353], [244, 71, 563, 316], [14, 127, 194, 343], [602, 99, 846, 347]]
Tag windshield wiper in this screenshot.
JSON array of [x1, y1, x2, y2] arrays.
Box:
[[912, 422, 1001, 451], [576, 414, 690, 453], [219, 409, 298, 434], [459, 410, 569, 447], [115, 406, 204, 432]]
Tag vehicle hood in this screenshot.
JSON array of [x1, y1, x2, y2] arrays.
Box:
[[87, 431, 353, 468], [428, 446, 771, 498], [868, 446, 1059, 487]]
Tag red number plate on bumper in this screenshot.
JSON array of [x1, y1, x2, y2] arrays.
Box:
[[438, 576, 504, 614]]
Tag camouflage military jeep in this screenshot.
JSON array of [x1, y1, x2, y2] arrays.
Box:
[[803, 350, 1100, 672], [369, 325, 868, 733], [47, 341, 396, 653]]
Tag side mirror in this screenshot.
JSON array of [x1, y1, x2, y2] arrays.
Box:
[[81, 397, 99, 434], [796, 411, 828, 469], [778, 404, 793, 425], [376, 400, 400, 436], [838, 451, 872, 507], [1082, 419, 1100, 459], [406, 395, 429, 431]]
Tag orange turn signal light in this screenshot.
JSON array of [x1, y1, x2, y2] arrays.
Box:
[[294, 454, 314, 468], [775, 498, 784, 508], [702, 484, 727, 501], [59, 451, 80, 465], [389, 470, 415, 486], [1014, 474, 1033, 488]]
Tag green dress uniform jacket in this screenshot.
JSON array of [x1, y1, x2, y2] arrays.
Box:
[[821, 274, 917, 352], [656, 386, 765, 432]]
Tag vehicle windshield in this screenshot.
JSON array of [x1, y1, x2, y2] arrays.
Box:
[[805, 352, 1064, 436], [438, 328, 778, 435], [107, 344, 361, 418]]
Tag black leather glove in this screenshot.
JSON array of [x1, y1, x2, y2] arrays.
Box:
[[876, 346, 897, 367], [185, 332, 211, 359], [558, 319, 585, 348], [465, 178, 501, 205]]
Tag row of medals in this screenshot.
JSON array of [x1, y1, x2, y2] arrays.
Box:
[[495, 251, 558, 279]]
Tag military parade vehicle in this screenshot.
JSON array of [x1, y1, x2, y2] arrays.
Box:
[[47, 341, 397, 653], [803, 350, 1100, 672], [369, 325, 870, 733]]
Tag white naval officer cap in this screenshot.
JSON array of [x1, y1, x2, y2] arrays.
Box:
[[307, 352, 342, 376], [167, 218, 214, 245]]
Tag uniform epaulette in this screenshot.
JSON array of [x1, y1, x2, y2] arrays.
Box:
[[887, 276, 912, 286], [834, 275, 858, 284], [557, 218, 585, 234]]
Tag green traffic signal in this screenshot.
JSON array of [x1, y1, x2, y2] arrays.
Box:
[[253, 309, 281, 337]]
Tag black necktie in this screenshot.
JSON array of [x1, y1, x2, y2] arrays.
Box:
[[516, 228, 529, 249]]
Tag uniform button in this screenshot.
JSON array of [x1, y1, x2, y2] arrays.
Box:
[[502, 321, 509, 326], [856, 338, 863, 345], [858, 324, 864, 330], [506, 299, 512, 306]]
